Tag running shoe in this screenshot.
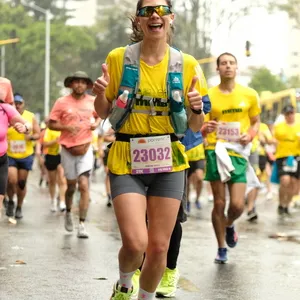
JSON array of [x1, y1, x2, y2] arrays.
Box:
[[50, 199, 57, 212], [15, 207, 23, 219], [247, 209, 258, 222], [195, 200, 201, 210], [186, 202, 191, 213], [6, 200, 15, 217], [214, 248, 228, 264], [156, 267, 180, 298], [226, 225, 238, 248], [110, 282, 133, 300], [64, 212, 74, 232], [77, 222, 89, 238], [59, 201, 66, 212]]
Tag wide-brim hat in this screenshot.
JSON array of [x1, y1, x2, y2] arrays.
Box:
[[64, 71, 93, 89]]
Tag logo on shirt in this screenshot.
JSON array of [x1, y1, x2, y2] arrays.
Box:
[[222, 108, 242, 115]]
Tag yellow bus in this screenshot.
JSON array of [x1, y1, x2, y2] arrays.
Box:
[[260, 88, 300, 123]]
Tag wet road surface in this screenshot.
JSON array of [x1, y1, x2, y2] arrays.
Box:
[[1, 166, 300, 300]]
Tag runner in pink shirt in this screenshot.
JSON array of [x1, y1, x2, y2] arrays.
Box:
[[0, 102, 31, 218], [49, 71, 100, 238]]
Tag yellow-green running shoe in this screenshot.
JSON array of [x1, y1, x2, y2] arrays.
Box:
[[156, 267, 180, 298], [110, 282, 133, 300]]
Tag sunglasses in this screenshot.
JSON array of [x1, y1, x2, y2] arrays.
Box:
[[137, 5, 172, 17]]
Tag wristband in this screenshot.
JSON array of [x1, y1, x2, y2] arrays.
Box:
[[191, 108, 202, 115]]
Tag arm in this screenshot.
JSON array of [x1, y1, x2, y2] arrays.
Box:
[[10, 115, 32, 134], [240, 115, 260, 146], [187, 76, 204, 132], [188, 108, 204, 132], [48, 119, 70, 132], [25, 117, 40, 141], [90, 115, 101, 131], [93, 64, 112, 119], [42, 139, 59, 148]]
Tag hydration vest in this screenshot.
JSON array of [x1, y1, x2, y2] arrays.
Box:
[[109, 42, 205, 150]]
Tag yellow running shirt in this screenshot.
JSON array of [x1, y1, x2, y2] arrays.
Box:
[[7, 110, 35, 159], [274, 121, 300, 159], [205, 84, 261, 156], [43, 128, 61, 156], [105, 46, 208, 175], [258, 123, 273, 156]]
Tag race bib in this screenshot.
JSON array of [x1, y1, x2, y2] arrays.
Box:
[[217, 122, 240, 142], [130, 135, 172, 174], [10, 140, 26, 153]]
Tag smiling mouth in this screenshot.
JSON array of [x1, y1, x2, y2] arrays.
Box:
[[148, 24, 163, 30]]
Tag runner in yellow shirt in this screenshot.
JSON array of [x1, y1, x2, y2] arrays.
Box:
[[186, 143, 205, 212], [258, 121, 275, 200], [6, 93, 40, 219], [274, 105, 300, 216], [201, 52, 260, 263], [43, 127, 67, 212], [93, 1, 206, 298]]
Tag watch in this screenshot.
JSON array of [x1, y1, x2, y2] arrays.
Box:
[[191, 108, 202, 115]]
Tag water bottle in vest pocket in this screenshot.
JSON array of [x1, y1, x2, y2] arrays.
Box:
[[170, 90, 187, 135], [109, 90, 130, 131]]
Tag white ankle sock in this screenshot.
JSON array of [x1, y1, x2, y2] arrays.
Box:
[[138, 288, 155, 300], [118, 270, 136, 289]]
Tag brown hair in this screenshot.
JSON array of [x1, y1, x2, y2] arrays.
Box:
[[130, 0, 173, 43], [216, 52, 237, 67]]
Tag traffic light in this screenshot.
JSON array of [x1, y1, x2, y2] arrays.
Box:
[[245, 40, 251, 57]]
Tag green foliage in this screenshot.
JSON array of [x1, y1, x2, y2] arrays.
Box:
[[270, 0, 300, 28], [0, 0, 96, 116], [9, 0, 87, 22], [286, 75, 300, 88], [249, 67, 287, 93]]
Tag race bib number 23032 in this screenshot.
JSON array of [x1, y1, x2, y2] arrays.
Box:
[[130, 135, 173, 175]]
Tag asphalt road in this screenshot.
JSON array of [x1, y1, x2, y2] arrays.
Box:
[[0, 165, 300, 300]]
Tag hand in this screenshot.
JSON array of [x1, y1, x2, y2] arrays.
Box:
[[90, 123, 98, 131], [240, 133, 252, 145], [187, 76, 203, 111], [13, 122, 27, 134], [206, 120, 218, 133], [92, 64, 110, 96]]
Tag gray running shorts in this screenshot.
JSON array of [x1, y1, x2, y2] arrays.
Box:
[[109, 171, 185, 201]]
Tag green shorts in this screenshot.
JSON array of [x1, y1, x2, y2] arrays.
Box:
[[204, 150, 247, 183]]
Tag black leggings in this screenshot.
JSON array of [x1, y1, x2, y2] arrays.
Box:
[[167, 219, 182, 269], [0, 153, 8, 195]]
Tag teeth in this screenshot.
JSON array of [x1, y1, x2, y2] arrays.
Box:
[[149, 24, 162, 27]]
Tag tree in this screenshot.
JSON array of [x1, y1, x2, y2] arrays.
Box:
[[9, 0, 87, 22], [270, 0, 300, 28], [249, 67, 287, 93], [0, 0, 96, 116]]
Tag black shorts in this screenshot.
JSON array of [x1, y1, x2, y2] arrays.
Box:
[[187, 159, 205, 178], [276, 156, 300, 179], [44, 154, 61, 171], [259, 155, 273, 172], [0, 154, 8, 195]]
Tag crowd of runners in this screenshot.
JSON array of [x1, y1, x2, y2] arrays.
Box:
[[1, 0, 300, 299]]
